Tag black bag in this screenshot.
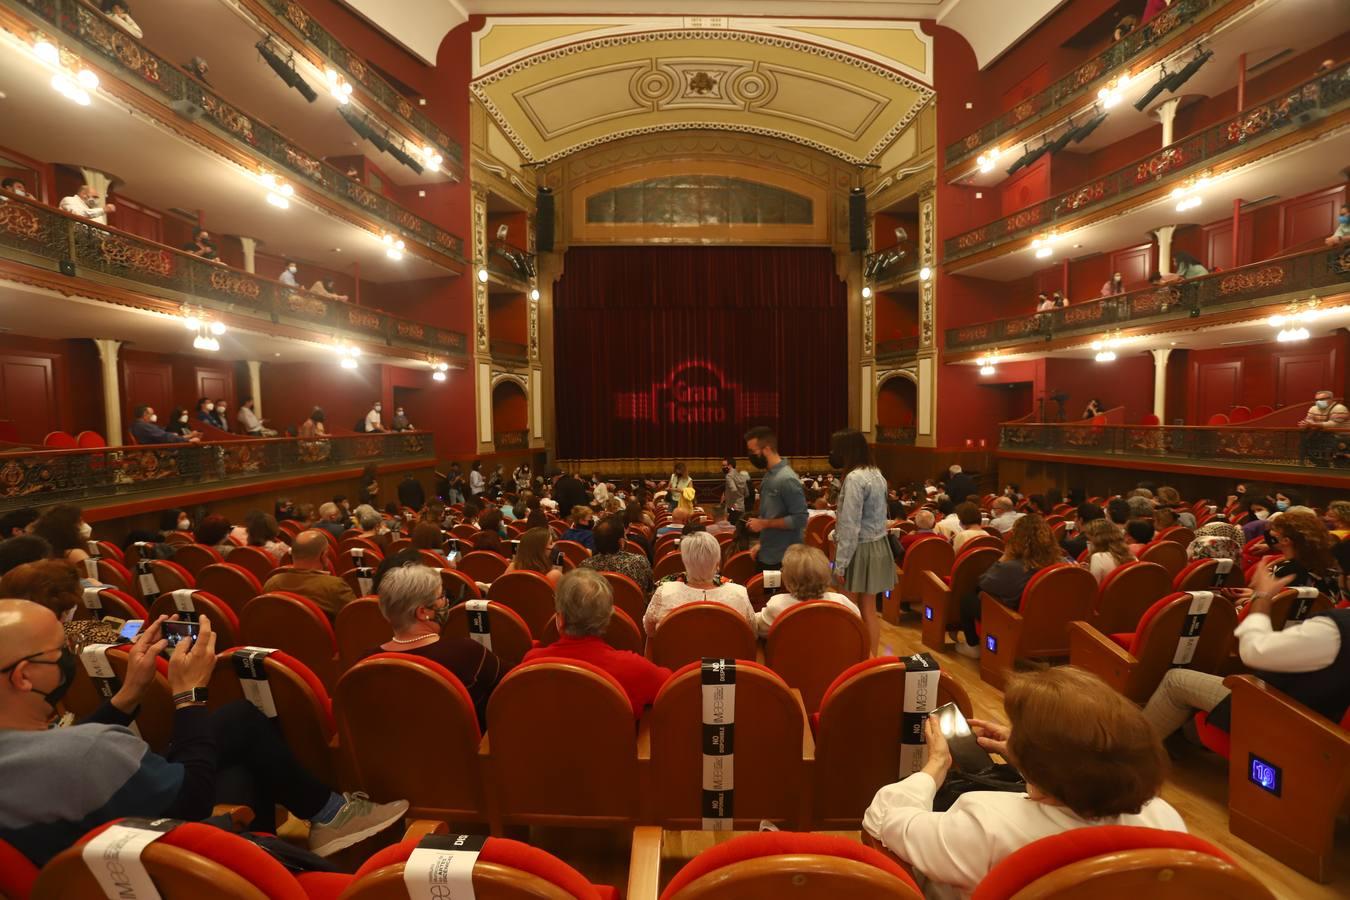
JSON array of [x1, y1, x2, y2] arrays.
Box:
[[933, 763, 1026, 812]]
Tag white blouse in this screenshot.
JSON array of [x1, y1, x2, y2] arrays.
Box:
[[755, 590, 859, 638], [643, 580, 754, 636]]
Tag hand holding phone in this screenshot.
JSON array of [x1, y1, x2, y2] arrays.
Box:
[[967, 718, 1011, 758], [931, 702, 996, 774], [162, 619, 200, 651]]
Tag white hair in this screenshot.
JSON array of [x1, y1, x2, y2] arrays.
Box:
[[377, 564, 440, 629], [679, 531, 721, 582], [555, 569, 614, 637], [354, 504, 381, 530], [914, 510, 936, 530]]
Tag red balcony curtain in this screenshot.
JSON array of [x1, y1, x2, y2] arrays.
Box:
[[553, 245, 847, 460]]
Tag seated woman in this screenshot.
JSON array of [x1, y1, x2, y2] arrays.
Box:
[[957, 515, 1064, 658], [245, 512, 287, 562], [755, 544, 859, 638], [866, 666, 1184, 899], [364, 552, 504, 727], [1155, 486, 1196, 529], [31, 504, 91, 568], [521, 569, 671, 717], [164, 407, 201, 439], [1266, 509, 1340, 598], [353, 504, 388, 547], [474, 508, 508, 555], [194, 514, 242, 559], [505, 526, 563, 588], [1085, 518, 1133, 583], [560, 505, 596, 551], [410, 521, 448, 563], [1185, 521, 1243, 565], [579, 515, 653, 594], [1326, 500, 1350, 539], [644, 531, 754, 635], [0, 559, 119, 651], [1125, 519, 1155, 557]]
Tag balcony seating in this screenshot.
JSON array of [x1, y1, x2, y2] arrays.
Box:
[[74, 430, 106, 448], [1251, 404, 1275, 418], [147, 589, 240, 649], [643, 661, 811, 829], [458, 550, 510, 584], [648, 603, 757, 670], [540, 607, 644, 655], [170, 543, 223, 576], [764, 601, 869, 712], [441, 566, 485, 601], [1138, 540, 1187, 579], [485, 660, 640, 828], [1092, 560, 1171, 634], [1206, 413, 1230, 426], [888, 537, 955, 624], [443, 600, 534, 669], [601, 571, 647, 622], [237, 592, 340, 691], [1229, 405, 1252, 423], [920, 545, 1000, 651], [1069, 592, 1237, 704], [979, 563, 1098, 689], [486, 570, 557, 638], [811, 657, 971, 829], [553, 540, 592, 567], [334, 596, 391, 670], [195, 563, 265, 616], [42, 431, 77, 449], [336, 654, 487, 824], [721, 550, 758, 585], [970, 826, 1272, 899], [1173, 557, 1246, 591], [1140, 413, 1161, 426]]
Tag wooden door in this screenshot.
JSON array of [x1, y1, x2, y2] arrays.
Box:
[[195, 367, 233, 408], [0, 355, 56, 444], [1276, 353, 1333, 410], [1192, 361, 1242, 423], [1109, 244, 1154, 290], [122, 360, 172, 436]]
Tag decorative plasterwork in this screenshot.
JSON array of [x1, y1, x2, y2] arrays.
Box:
[[877, 366, 919, 386], [471, 22, 934, 164], [862, 295, 875, 358], [919, 190, 936, 349], [472, 191, 489, 353]]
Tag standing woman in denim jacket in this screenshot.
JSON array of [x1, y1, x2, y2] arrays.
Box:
[[830, 429, 895, 655]]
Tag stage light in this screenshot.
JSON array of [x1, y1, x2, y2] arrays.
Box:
[[861, 286, 873, 299], [1046, 126, 1076, 155], [1070, 110, 1108, 143], [388, 143, 424, 175], [919, 266, 931, 282], [34, 39, 59, 65], [1134, 68, 1171, 111], [530, 288, 540, 301], [432, 370, 446, 382], [256, 39, 317, 102], [477, 268, 489, 283], [1162, 49, 1212, 94], [210, 321, 226, 336], [76, 68, 98, 90]]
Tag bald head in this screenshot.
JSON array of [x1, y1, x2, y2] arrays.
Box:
[[672, 507, 690, 524], [291, 530, 328, 566], [0, 599, 66, 727], [0, 599, 59, 665]]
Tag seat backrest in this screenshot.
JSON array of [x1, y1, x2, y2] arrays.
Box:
[[949, 546, 1000, 601], [1173, 558, 1245, 592], [959, 534, 1002, 554], [441, 566, 484, 601], [457, 550, 509, 584], [600, 571, 646, 622], [148, 589, 241, 649], [764, 602, 868, 712], [443, 600, 533, 669], [649, 602, 757, 670], [75, 430, 106, 448], [1127, 592, 1238, 696], [1206, 413, 1230, 426], [171, 543, 223, 576], [721, 550, 758, 585], [647, 661, 807, 828], [195, 563, 264, 616], [970, 826, 1267, 900], [148, 558, 196, 595], [552, 540, 591, 567], [1259, 587, 1334, 631], [1229, 405, 1252, 423], [1017, 564, 1099, 656], [652, 552, 686, 582], [1094, 561, 1171, 634], [238, 592, 339, 690], [1156, 526, 1195, 546], [94, 557, 134, 594], [105, 645, 173, 752], [486, 569, 557, 638], [451, 523, 479, 540], [539, 606, 644, 655], [77, 587, 146, 623], [43, 430, 76, 449], [335, 653, 485, 821], [1139, 540, 1187, 578], [344, 836, 606, 900], [335, 596, 392, 670], [339, 543, 385, 571], [1139, 413, 1161, 426], [900, 538, 955, 595], [341, 567, 379, 602], [486, 660, 639, 825]]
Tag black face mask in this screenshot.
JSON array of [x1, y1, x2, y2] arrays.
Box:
[[722, 466, 730, 474], [4, 646, 78, 708], [828, 452, 844, 469], [748, 453, 769, 470]]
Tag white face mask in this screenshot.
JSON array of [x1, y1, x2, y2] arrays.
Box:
[[179, 415, 188, 423], [178, 518, 191, 531], [13, 186, 26, 197], [1317, 399, 1330, 410], [149, 413, 158, 423], [288, 265, 297, 273], [216, 405, 226, 413], [1254, 510, 1269, 520], [77, 522, 92, 540], [396, 410, 404, 416]]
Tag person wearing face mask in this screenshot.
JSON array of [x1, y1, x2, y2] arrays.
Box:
[[389, 406, 412, 432], [364, 400, 387, 433], [743, 426, 807, 572], [1100, 271, 1126, 297], [130, 403, 197, 444], [1241, 496, 1274, 544], [828, 428, 893, 656], [210, 398, 230, 431], [721, 456, 750, 514], [1327, 204, 1350, 246], [278, 259, 300, 287], [1298, 389, 1349, 464], [164, 406, 201, 439], [363, 554, 503, 727], [236, 395, 276, 437], [0, 178, 30, 200], [58, 184, 115, 224]]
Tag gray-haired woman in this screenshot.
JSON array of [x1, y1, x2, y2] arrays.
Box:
[[642, 531, 754, 635]]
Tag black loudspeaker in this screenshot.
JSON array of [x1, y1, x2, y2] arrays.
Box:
[[59, 259, 76, 277], [848, 188, 867, 252], [536, 187, 554, 253]]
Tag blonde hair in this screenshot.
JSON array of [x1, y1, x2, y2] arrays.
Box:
[[780, 544, 831, 601], [1085, 518, 1133, 566]]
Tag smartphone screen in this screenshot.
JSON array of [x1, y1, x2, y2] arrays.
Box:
[[553, 550, 565, 567], [118, 619, 144, 642], [162, 620, 199, 650], [930, 702, 995, 774]]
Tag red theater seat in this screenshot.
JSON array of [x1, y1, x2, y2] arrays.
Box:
[[74, 430, 106, 448], [457, 550, 510, 584], [442, 599, 533, 669], [334, 596, 391, 670], [0, 837, 36, 900], [647, 602, 757, 670], [441, 566, 484, 601], [979, 563, 1097, 689], [601, 571, 646, 622], [1173, 558, 1245, 591], [170, 543, 223, 576], [888, 536, 953, 624], [42, 430, 76, 449], [764, 601, 868, 712], [148, 589, 240, 649], [920, 545, 1000, 651], [1138, 540, 1187, 579], [540, 606, 644, 655], [486, 569, 557, 638], [226, 545, 282, 584], [238, 592, 340, 691], [196, 562, 264, 615], [1092, 560, 1170, 634]]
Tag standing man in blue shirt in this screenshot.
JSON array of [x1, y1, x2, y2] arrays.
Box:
[[743, 426, 807, 570]]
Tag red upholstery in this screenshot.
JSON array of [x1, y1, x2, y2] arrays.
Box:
[[1194, 710, 1231, 758], [1139, 413, 1161, 426], [218, 645, 335, 731], [1206, 413, 1230, 426], [43, 431, 77, 449], [75, 430, 106, 448], [0, 836, 37, 900], [92, 588, 148, 621], [971, 826, 1235, 900], [1113, 592, 1181, 655], [1229, 406, 1252, 423], [1250, 404, 1274, 418], [661, 832, 920, 899], [355, 837, 609, 899], [362, 652, 479, 739]]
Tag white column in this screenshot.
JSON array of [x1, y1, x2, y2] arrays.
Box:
[[238, 237, 258, 274], [1151, 348, 1172, 422], [1153, 225, 1176, 275], [246, 360, 263, 418], [1153, 97, 1182, 147], [92, 339, 122, 444]]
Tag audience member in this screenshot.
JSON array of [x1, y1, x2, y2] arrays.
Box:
[[932, 498, 960, 542], [945, 465, 977, 505], [130, 403, 197, 444], [353, 505, 386, 547], [1085, 519, 1133, 583], [58, 185, 114, 224], [1326, 500, 1350, 539], [31, 505, 90, 567], [666, 462, 692, 510], [309, 278, 349, 301], [194, 514, 238, 558], [830, 428, 893, 655], [1171, 251, 1208, 280], [0, 559, 120, 651], [1106, 497, 1130, 527], [182, 228, 218, 260], [390, 406, 413, 432], [245, 512, 287, 561], [1082, 398, 1103, 418], [1154, 486, 1196, 528], [236, 396, 275, 437], [1125, 519, 1155, 555], [521, 569, 671, 716], [951, 503, 987, 553], [657, 506, 689, 539], [867, 666, 1183, 898], [744, 426, 807, 570], [960, 515, 1064, 657], [560, 505, 596, 551], [311, 502, 347, 540], [262, 530, 356, 618], [704, 505, 735, 536], [755, 544, 859, 638], [184, 55, 211, 85], [0, 508, 38, 539], [1185, 521, 1243, 564], [901, 510, 939, 549], [164, 407, 199, 438], [299, 406, 327, 438], [468, 460, 486, 499], [0, 178, 30, 198], [279, 260, 300, 287], [988, 496, 1023, 534], [506, 526, 563, 587], [579, 516, 652, 593], [1061, 503, 1102, 558], [722, 456, 750, 513], [358, 463, 380, 508], [1100, 272, 1125, 296], [100, 0, 142, 37], [0, 535, 51, 577], [1326, 203, 1349, 245], [1265, 509, 1339, 597], [644, 532, 753, 635]]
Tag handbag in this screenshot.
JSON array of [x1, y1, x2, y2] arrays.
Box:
[[933, 763, 1026, 812]]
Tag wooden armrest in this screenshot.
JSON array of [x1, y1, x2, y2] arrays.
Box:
[[919, 569, 951, 600], [403, 819, 448, 841], [980, 593, 1022, 631], [477, 731, 491, 758], [788, 688, 815, 761], [211, 804, 254, 828], [1067, 621, 1138, 696], [626, 826, 664, 900], [637, 717, 652, 760], [1224, 675, 1350, 747]]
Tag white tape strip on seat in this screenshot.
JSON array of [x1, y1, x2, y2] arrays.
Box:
[[170, 590, 195, 614], [1291, 585, 1321, 621], [701, 658, 735, 831], [356, 567, 374, 597], [135, 557, 160, 603], [464, 599, 492, 651], [83, 587, 105, 615], [80, 644, 120, 700], [1214, 558, 1234, 576], [1172, 591, 1213, 666], [762, 570, 781, 590], [81, 817, 179, 900], [402, 833, 486, 900], [84, 542, 101, 580], [232, 647, 277, 717], [899, 652, 941, 778]]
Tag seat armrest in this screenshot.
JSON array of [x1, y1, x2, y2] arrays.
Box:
[[403, 819, 448, 841], [788, 688, 815, 761], [626, 827, 664, 900], [211, 805, 254, 828], [1067, 621, 1138, 696]]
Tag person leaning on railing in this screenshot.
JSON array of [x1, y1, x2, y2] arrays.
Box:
[[130, 404, 200, 444], [1298, 389, 1350, 464]]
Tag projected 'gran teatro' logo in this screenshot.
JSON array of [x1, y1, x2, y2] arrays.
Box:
[[614, 361, 778, 425]]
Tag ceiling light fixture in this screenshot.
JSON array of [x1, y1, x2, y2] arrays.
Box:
[[1096, 72, 1131, 109], [336, 343, 362, 368], [382, 232, 406, 260], [530, 288, 540, 301], [976, 351, 1001, 376], [919, 266, 932, 282], [33, 38, 59, 65], [324, 67, 354, 105]]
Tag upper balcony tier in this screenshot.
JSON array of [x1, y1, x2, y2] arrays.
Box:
[[1, 0, 465, 270], [944, 63, 1349, 273]]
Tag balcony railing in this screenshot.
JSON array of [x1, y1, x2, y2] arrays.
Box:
[[0, 431, 434, 511], [487, 241, 536, 284], [11, 0, 464, 263], [247, 0, 462, 173], [489, 339, 528, 363], [0, 193, 469, 357], [945, 244, 1350, 351], [945, 64, 1350, 263], [876, 426, 917, 446], [945, 0, 1235, 166], [494, 430, 529, 450], [864, 246, 918, 285], [876, 336, 921, 360], [1000, 421, 1347, 471]]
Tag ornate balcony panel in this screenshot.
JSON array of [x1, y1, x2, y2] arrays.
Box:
[[493, 429, 529, 450], [876, 335, 921, 362], [0, 431, 434, 511], [489, 339, 528, 363], [945, 64, 1350, 262], [0, 195, 469, 357], [10, 0, 464, 264], [945, 0, 1236, 167], [875, 426, 917, 445], [945, 245, 1350, 352]]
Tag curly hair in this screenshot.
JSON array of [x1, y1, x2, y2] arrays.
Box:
[[1002, 515, 1062, 570], [1268, 509, 1335, 574], [1085, 519, 1133, 566]]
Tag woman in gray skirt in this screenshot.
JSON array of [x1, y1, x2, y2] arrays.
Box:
[[829, 428, 896, 655]]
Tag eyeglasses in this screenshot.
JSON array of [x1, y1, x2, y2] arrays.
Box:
[[0, 645, 65, 673]]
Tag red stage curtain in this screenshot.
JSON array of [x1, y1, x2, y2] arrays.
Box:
[[553, 245, 847, 459]]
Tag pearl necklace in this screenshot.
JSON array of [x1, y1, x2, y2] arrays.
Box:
[[391, 631, 437, 644]]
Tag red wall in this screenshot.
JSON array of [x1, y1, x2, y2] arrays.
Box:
[[1184, 333, 1349, 423], [491, 382, 528, 433], [875, 291, 919, 344], [877, 378, 916, 427]]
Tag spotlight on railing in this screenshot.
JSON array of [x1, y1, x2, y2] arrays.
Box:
[[256, 39, 317, 102]]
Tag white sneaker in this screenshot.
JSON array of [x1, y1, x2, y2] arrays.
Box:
[[307, 792, 409, 857], [954, 638, 980, 659]]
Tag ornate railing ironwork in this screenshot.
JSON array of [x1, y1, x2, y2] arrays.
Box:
[[249, 0, 462, 172], [876, 335, 921, 360], [945, 0, 1235, 166], [0, 431, 434, 510], [945, 64, 1350, 262], [10, 0, 464, 263], [487, 241, 535, 284], [494, 430, 529, 451], [875, 426, 917, 445], [999, 422, 1347, 470], [489, 340, 528, 363], [945, 244, 1350, 351], [0, 194, 469, 357], [864, 245, 918, 285]]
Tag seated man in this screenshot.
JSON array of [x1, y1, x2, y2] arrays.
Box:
[[579, 515, 653, 594], [900, 510, 938, 550], [312, 502, 348, 540], [129, 404, 199, 445], [0, 603, 407, 865], [262, 529, 356, 618], [521, 569, 671, 716], [987, 496, 1023, 534], [656, 506, 689, 539]]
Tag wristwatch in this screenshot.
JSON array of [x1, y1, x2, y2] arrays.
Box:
[[173, 687, 209, 707]]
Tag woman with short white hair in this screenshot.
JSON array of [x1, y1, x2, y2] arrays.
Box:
[[642, 531, 754, 635]]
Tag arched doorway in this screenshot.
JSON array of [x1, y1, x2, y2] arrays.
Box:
[[876, 375, 916, 444], [492, 379, 528, 449]]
